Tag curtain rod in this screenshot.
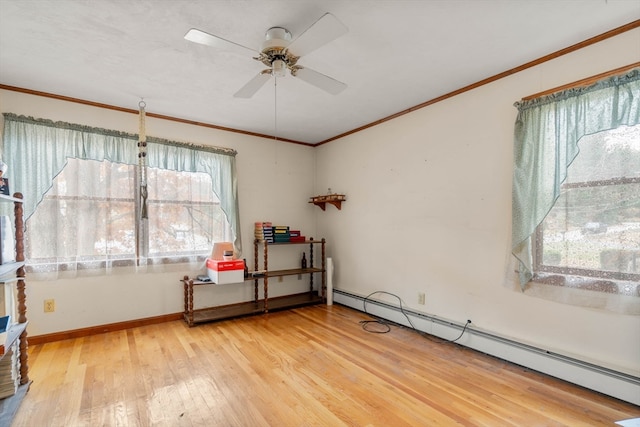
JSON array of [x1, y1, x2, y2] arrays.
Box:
[[3, 113, 237, 156], [522, 62, 640, 101]]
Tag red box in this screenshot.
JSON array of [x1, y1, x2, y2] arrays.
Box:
[[207, 259, 244, 271], [206, 258, 245, 284]]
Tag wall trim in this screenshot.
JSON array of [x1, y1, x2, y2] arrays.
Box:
[[28, 312, 183, 346], [1, 20, 637, 147], [523, 61, 640, 100], [0, 84, 308, 146], [333, 289, 640, 406], [316, 19, 640, 145]]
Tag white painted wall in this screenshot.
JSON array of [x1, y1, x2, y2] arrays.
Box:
[[315, 28, 640, 376], [0, 89, 319, 335]]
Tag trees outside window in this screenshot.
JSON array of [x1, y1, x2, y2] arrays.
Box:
[[535, 125, 640, 284], [25, 158, 231, 272]]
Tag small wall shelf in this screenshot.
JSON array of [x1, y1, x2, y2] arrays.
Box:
[[309, 194, 346, 210]]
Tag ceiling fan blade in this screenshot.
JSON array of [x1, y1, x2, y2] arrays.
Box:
[[234, 71, 272, 98], [292, 67, 347, 95], [286, 13, 348, 57], [184, 28, 257, 56]]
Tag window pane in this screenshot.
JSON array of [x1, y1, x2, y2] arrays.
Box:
[[26, 159, 136, 264], [538, 125, 640, 280], [145, 168, 231, 257], [541, 182, 640, 275]]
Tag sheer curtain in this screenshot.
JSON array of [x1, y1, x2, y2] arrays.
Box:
[[23, 158, 138, 275], [1, 114, 242, 276], [511, 69, 640, 288], [145, 136, 240, 253]]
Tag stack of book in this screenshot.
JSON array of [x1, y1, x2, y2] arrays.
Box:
[[0, 344, 19, 398], [254, 222, 274, 243], [289, 230, 306, 243], [273, 226, 290, 243], [0, 287, 18, 398], [0, 314, 10, 355]]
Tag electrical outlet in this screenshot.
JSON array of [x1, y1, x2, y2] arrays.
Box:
[[44, 299, 55, 313], [418, 292, 426, 305]]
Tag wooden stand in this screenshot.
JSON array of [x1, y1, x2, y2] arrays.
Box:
[[256, 238, 325, 312], [180, 238, 326, 326]]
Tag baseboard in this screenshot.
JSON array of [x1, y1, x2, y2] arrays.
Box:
[[333, 289, 640, 406], [28, 312, 183, 345]]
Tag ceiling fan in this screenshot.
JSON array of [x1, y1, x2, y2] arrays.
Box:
[[184, 13, 348, 98]]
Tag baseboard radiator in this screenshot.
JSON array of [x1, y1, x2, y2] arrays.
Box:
[[333, 289, 640, 406]]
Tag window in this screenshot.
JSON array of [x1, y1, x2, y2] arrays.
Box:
[[511, 69, 639, 293], [145, 167, 233, 260], [535, 125, 640, 287], [25, 158, 232, 273], [2, 113, 242, 278], [26, 159, 136, 270]]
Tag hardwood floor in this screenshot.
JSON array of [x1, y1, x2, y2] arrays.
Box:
[[11, 304, 640, 426]]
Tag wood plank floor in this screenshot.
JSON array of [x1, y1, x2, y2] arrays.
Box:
[[11, 304, 640, 426]]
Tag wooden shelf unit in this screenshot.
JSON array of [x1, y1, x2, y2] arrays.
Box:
[[180, 238, 326, 326], [0, 193, 31, 425], [255, 238, 326, 313]]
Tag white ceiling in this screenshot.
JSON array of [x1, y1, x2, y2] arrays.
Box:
[[1, 1, 638, 145]]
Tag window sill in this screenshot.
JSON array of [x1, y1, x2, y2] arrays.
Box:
[[24, 255, 210, 280], [532, 273, 639, 297], [524, 273, 639, 315]]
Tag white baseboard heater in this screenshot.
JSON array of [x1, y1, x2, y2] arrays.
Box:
[[333, 289, 640, 406]]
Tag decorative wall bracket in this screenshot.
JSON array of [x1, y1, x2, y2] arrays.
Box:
[[309, 193, 346, 210]]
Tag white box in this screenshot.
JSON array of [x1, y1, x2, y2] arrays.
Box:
[[206, 258, 244, 284]]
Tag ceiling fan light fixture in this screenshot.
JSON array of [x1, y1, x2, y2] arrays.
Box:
[[272, 59, 287, 77], [262, 27, 292, 51]]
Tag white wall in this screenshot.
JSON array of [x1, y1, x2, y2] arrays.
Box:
[[315, 28, 640, 376], [0, 89, 319, 336]]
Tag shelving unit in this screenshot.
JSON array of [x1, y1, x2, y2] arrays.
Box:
[[255, 237, 326, 312], [0, 193, 30, 425], [181, 238, 326, 326]]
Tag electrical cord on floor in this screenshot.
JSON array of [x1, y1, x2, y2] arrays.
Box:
[[359, 291, 413, 334], [359, 290, 471, 344]]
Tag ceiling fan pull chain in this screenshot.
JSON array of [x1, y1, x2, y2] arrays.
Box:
[[274, 77, 278, 142]]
